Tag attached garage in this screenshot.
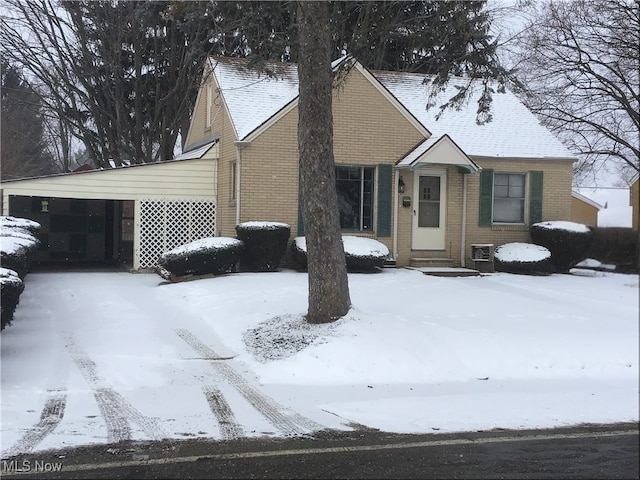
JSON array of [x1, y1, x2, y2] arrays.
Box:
[[1, 142, 218, 270]]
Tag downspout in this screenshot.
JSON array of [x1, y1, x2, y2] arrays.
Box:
[[234, 141, 251, 227], [392, 167, 399, 263], [461, 172, 468, 268]]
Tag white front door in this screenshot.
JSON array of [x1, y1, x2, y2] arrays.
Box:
[[412, 170, 446, 250]]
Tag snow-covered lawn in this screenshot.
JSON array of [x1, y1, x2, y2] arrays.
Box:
[[1, 267, 638, 456]]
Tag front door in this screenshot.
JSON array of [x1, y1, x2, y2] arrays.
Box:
[[412, 170, 446, 250]]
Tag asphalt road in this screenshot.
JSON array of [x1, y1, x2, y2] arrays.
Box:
[[1, 423, 638, 479]]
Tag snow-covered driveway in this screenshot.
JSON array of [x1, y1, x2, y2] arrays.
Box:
[[1, 272, 331, 457], [1, 269, 638, 456]]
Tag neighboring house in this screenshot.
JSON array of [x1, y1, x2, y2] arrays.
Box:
[[631, 174, 639, 231], [1, 56, 576, 270], [572, 186, 633, 229], [571, 190, 602, 227]]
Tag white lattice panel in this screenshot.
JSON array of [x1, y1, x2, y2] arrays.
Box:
[[139, 198, 216, 268]]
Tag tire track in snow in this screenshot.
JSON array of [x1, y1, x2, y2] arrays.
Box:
[[202, 386, 244, 440], [64, 333, 168, 443], [1, 392, 67, 458], [176, 328, 320, 436]]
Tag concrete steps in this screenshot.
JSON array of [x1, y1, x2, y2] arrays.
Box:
[[409, 257, 454, 268]]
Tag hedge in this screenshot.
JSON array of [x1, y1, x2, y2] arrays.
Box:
[[494, 242, 555, 275], [292, 236, 389, 272], [157, 237, 244, 280], [530, 221, 594, 273], [1, 268, 25, 330], [236, 222, 290, 272]]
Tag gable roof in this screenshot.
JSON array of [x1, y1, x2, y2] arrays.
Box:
[[208, 56, 429, 142], [373, 71, 575, 160], [208, 56, 576, 161], [573, 186, 633, 227], [399, 134, 480, 173], [571, 190, 603, 210], [209, 57, 299, 141]]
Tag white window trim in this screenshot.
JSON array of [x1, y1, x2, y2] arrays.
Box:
[[492, 171, 527, 225]]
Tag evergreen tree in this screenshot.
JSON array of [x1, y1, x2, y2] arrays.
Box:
[[1, 61, 55, 180], [209, 1, 506, 119], [1, 1, 217, 168]]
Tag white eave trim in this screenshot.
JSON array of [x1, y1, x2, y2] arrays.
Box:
[[572, 190, 603, 210], [398, 134, 480, 174], [242, 57, 432, 143], [175, 139, 218, 160]]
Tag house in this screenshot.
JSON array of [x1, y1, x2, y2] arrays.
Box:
[[1, 56, 576, 270], [571, 190, 602, 227], [572, 186, 633, 228], [183, 56, 575, 268], [631, 174, 639, 231]]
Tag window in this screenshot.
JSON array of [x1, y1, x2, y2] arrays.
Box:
[[230, 162, 237, 201], [493, 173, 525, 223], [206, 84, 213, 128], [335, 166, 374, 231]]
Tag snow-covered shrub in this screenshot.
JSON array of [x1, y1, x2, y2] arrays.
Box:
[[494, 242, 555, 275], [1, 219, 41, 279], [292, 236, 390, 272], [530, 221, 594, 273], [0, 216, 41, 236], [156, 237, 244, 280], [1, 268, 25, 330], [587, 227, 637, 273], [235, 221, 290, 272]]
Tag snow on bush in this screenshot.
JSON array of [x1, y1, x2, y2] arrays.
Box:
[[292, 236, 390, 272], [236, 221, 290, 272], [1, 229, 39, 250], [531, 220, 590, 233], [0, 216, 41, 235], [575, 258, 616, 271], [1, 217, 41, 279], [494, 242, 555, 276], [530, 221, 594, 273], [495, 243, 550, 263], [236, 221, 290, 230], [156, 237, 244, 280], [1, 267, 25, 330]]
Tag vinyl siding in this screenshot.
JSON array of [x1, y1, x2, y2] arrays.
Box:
[[1, 157, 218, 214]]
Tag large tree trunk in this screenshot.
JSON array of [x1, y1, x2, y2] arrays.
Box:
[[297, 1, 351, 324]]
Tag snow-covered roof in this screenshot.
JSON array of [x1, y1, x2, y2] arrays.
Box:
[[373, 71, 575, 160], [175, 139, 218, 160], [209, 57, 299, 141], [398, 134, 480, 172], [573, 186, 633, 228], [571, 190, 603, 210], [209, 56, 576, 161]]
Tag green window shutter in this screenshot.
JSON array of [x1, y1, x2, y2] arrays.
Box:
[[376, 164, 393, 237], [529, 171, 543, 224], [478, 169, 494, 226]]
